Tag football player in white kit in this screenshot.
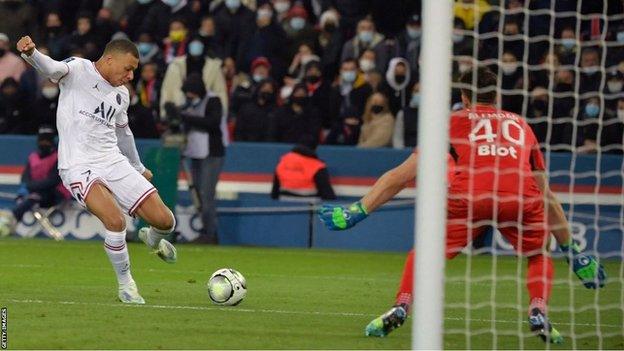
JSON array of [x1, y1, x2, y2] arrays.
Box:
[[17, 36, 177, 304]]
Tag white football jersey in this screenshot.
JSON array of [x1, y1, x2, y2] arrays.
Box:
[[55, 57, 130, 170]]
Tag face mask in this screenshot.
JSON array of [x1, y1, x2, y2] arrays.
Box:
[[138, 0, 153, 4], [584, 103, 600, 117], [395, 74, 406, 84], [608, 81, 623, 93], [501, 63, 517, 75], [305, 75, 320, 84], [452, 33, 464, 43], [0, 48, 5, 57], [324, 22, 336, 33], [407, 27, 420, 40], [341, 70, 356, 83], [291, 96, 306, 106], [259, 91, 274, 102], [617, 109, 624, 122], [617, 32, 624, 43], [253, 74, 265, 83], [371, 105, 384, 114], [138, 42, 154, 56], [257, 8, 272, 20], [583, 66, 599, 75], [359, 58, 375, 72], [561, 38, 575, 50], [225, 0, 241, 11], [358, 30, 373, 43], [290, 17, 306, 31], [162, 0, 180, 7], [409, 93, 420, 108], [188, 41, 204, 57], [169, 29, 186, 43], [38, 144, 53, 157], [458, 63, 471, 73], [41, 86, 59, 99], [274, 1, 290, 14]]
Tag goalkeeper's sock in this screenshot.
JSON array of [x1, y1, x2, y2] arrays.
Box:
[[526, 254, 553, 302], [394, 249, 414, 312], [104, 229, 133, 285]]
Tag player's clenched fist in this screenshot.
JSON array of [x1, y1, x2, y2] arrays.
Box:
[[319, 202, 368, 230], [17, 36, 36, 56]]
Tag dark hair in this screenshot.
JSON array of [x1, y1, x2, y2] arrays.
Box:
[[103, 39, 139, 59], [458, 66, 497, 104]]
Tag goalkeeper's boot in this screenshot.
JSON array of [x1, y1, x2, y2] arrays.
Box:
[[365, 305, 407, 337], [118, 280, 145, 304], [528, 307, 563, 344], [138, 227, 177, 264]]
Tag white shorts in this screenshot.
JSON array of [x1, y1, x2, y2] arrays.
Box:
[[60, 160, 157, 215]]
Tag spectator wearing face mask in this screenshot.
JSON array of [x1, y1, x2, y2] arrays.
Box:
[[241, 4, 289, 81], [579, 47, 603, 94], [160, 35, 227, 120], [0, 78, 31, 134], [211, 0, 255, 63], [578, 97, 602, 153], [393, 83, 419, 149], [140, 0, 197, 43], [500, 51, 524, 114], [395, 14, 421, 74], [380, 57, 412, 115], [327, 59, 373, 140], [586, 97, 624, 154], [136, 32, 165, 68], [605, 70, 624, 109], [162, 19, 189, 64], [0, 33, 26, 83], [303, 60, 332, 129], [35, 80, 59, 127], [6, 126, 71, 229], [269, 83, 322, 144], [271, 0, 292, 24], [39, 12, 70, 60], [313, 9, 343, 82], [231, 56, 272, 116], [234, 78, 278, 142], [196, 15, 224, 59], [556, 26, 578, 66], [452, 16, 474, 58], [358, 49, 378, 78], [342, 18, 392, 74], [357, 92, 394, 148], [284, 4, 318, 61]]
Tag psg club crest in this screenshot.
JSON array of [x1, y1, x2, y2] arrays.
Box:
[[116, 93, 122, 105]]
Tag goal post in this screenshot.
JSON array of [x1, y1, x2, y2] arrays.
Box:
[[412, 0, 454, 349]]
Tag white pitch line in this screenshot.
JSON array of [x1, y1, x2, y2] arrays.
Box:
[[5, 299, 622, 329]]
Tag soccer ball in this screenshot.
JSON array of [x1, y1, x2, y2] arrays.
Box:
[[0, 210, 16, 238], [207, 268, 247, 306]]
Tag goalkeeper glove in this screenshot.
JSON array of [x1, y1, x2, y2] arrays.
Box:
[[319, 202, 368, 230], [560, 241, 607, 289]]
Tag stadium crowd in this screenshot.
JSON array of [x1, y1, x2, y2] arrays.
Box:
[[0, 0, 622, 153]]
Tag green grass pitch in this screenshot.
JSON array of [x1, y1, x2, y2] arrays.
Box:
[[1, 238, 622, 349]]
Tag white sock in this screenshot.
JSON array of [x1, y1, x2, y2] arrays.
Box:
[[104, 229, 133, 285], [145, 212, 176, 249]]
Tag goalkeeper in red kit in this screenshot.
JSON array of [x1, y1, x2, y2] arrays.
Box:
[[319, 67, 606, 343]]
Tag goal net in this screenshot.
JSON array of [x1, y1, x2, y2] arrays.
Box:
[[416, 0, 623, 349]]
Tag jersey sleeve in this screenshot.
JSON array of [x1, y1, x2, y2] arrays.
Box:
[[115, 87, 130, 128], [526, 123, 546, 171]]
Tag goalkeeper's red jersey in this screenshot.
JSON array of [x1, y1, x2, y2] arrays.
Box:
[[448, 104, 546, 197]]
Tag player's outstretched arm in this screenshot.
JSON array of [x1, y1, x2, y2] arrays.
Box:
[[17, 36, 68, 81], [116, 123, 147, 176], [534, 171, 607, 288], [319, 153, 418, 230]]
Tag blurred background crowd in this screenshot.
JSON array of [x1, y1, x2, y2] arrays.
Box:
[[0, 0, 622, 153]]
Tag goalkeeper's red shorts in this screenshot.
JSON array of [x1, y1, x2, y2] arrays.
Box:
[[445, 194, 548, 259]]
